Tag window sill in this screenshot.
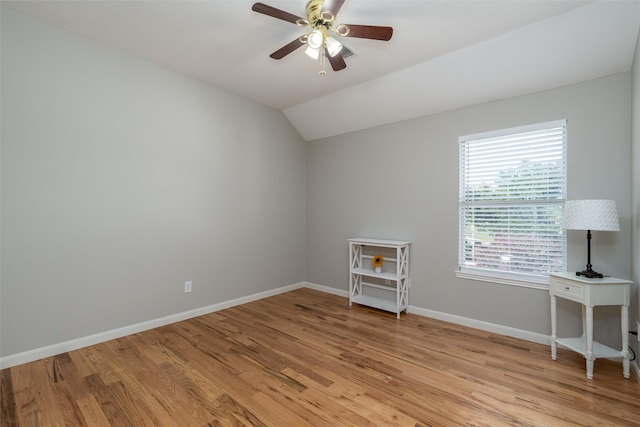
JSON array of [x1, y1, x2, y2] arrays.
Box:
[[455, 269, 550, 290]]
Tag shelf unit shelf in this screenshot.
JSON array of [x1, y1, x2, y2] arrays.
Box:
[[348, 238, 410, 319], [350, 295, 398, 313], [350, 267, 400, 281]]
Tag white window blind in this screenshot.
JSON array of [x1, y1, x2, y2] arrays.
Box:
[[458, 120, 567, 286]]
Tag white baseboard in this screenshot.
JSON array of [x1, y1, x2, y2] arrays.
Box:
[[0, 282, 306, 369], [407, 305, 550, 345], [303, 281, 349, 298], [303, 282, 550, 345], [409, 305, 640, 381], [320, 285, 640, 381], [3, 281, 636, 383]]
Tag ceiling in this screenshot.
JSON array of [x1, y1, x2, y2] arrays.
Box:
[[3, 0, 639, 140]]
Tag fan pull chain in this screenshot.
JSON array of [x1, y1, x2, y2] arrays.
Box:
[[319, 51, 326, 75]]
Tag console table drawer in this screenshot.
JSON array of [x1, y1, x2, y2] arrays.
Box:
[[552, 278, 584, 301]]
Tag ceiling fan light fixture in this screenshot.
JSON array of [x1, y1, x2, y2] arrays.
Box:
[[325, 36, 342, 57], [251, 1, 393, 73], [307, 29, 324, 49], [305, 45, 320, 59]]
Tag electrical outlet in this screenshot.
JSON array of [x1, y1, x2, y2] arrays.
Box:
[[637, 321, 640, 342], [184, 281, 192, 293]]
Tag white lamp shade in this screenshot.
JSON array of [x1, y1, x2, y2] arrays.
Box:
[[325, 36, 342, 57], [307, 30, 324, 49], [304, 45, 320, 59], [562, 199, 620, 231]]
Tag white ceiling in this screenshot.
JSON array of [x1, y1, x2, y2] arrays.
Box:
[[3, 0, 639, 140]]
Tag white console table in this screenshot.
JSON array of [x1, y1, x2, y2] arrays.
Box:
[[549, 272, 632, 379]]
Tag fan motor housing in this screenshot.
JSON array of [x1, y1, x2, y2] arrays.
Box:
[[306, 0, 326, 24]]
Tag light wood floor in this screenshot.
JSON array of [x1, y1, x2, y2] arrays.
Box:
[[2, 288, 639, 426]]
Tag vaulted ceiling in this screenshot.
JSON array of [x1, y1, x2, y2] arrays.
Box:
[[4, 1, 639, 140]]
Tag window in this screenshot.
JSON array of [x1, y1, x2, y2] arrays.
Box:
[[457, 120, 567, 288]]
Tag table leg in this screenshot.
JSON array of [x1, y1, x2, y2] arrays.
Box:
[[622, 305, 630, 379], [550, 294, 557, 360], [585, 305, 594, 380]]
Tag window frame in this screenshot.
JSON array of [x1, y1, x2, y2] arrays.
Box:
[[456, 119, 567, 289]]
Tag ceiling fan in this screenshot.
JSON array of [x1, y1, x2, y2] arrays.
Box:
[[251, 0, 393, 74]]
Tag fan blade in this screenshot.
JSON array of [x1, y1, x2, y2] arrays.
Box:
[[270, 38, 305, 59], [341, 24, 393, 41], [325, 0, 346, 16], [251, 2, 305, 25], [326, 48, 346, 71]]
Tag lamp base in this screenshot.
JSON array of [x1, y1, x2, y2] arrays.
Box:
[[576, 269, 603, 279]]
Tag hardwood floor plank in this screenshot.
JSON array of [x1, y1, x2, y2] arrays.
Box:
[[1, 368, 19, 427], [75, 394, 111, 427], [83, 374, 136, 426], [50, 354, 93, 426], [207, 393, 268, 427], [2, 288, 639, 426], [11, 358, 67, 426]]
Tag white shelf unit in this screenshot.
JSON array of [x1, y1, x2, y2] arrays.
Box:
[[348, 238, 410, 319]]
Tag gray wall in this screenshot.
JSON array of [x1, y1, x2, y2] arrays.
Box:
[[1, 7, 307, 357], [306, 73, 633, 345]]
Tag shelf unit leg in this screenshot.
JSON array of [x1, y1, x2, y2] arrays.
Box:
[[349, 243, 362, 307]]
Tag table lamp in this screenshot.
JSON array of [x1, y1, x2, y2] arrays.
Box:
[[562, 199, 619, 278]]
